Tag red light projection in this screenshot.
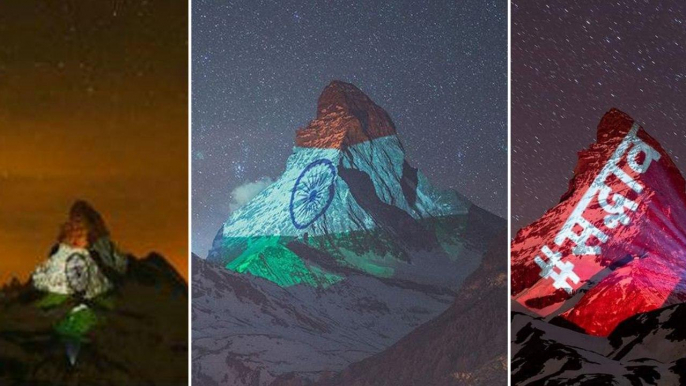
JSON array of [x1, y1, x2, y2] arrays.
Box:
[[512, 109, 686, 336]]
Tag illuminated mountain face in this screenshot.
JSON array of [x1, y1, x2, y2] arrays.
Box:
[[207, 81, 479, 289], [32, 244, 112, 299], [512, 109, 686, 337], [194, 82, 505, 384]]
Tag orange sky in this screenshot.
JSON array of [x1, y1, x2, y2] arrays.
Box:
[[0, 1, 188, 284]]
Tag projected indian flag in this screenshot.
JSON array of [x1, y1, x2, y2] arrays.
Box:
[[206, 81, 487, 290]]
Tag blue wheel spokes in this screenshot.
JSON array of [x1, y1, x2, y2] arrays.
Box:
[[289, 159, 336, 230]]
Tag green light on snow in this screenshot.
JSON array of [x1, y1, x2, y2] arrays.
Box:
[[55, 306, 98, 342], [226, 236, 343, 288]]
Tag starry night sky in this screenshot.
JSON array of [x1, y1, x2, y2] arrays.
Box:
[[192, 0, 507, 255], [0, 0, 188, 283], [513, 0, 686, 233]]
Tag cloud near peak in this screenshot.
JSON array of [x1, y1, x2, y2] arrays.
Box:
[[228, 177, 274, 212]]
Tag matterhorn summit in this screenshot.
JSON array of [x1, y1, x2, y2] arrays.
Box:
[[208, 80, 477, 289], [512, 109, 686, 337], [32, 200, 127, 299]]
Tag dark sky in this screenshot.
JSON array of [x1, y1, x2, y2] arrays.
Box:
[[192, 0, 507, 255], [0, 1, 188, 284], [512, 0, 686, 233]]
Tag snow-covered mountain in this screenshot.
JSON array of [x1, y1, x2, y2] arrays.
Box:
[[193, 254, 456, 385], [511, 109, 686, 385], [512, 109, 686, 337], [193, 81, 505, 385], [207, 81, 482, 290]]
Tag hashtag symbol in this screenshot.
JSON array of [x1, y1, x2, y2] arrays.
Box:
[[534, 245, 579, 294]]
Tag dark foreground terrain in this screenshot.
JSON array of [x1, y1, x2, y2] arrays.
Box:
[[0, 254, 188, 386]]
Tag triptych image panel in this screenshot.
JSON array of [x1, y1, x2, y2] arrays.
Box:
[[1, 1, 685, 386], [191, 0, 507, 384], [0, 0, 188, 385], [511, 1, 686, 384]]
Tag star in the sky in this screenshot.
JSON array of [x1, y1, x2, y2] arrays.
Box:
[[512, 0, 686, 232], [191, 0, 507, 254]]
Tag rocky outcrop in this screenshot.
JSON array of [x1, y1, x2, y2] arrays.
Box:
[[295, 81, 397, 149], [511, 305, 686, 385], [58, 200, 110, 249]]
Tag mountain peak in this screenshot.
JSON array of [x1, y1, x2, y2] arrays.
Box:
[[596, 108, 635, 142], [512, 109, 686, 336], [58, 200, 109, 249], [32, 199, 129, 299], [316, 80, 371, 118], [296, 81, 396, 149]]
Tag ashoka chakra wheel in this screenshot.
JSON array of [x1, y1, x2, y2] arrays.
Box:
[[289, 159, 337, 230], [65, 252, 90, 294]]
